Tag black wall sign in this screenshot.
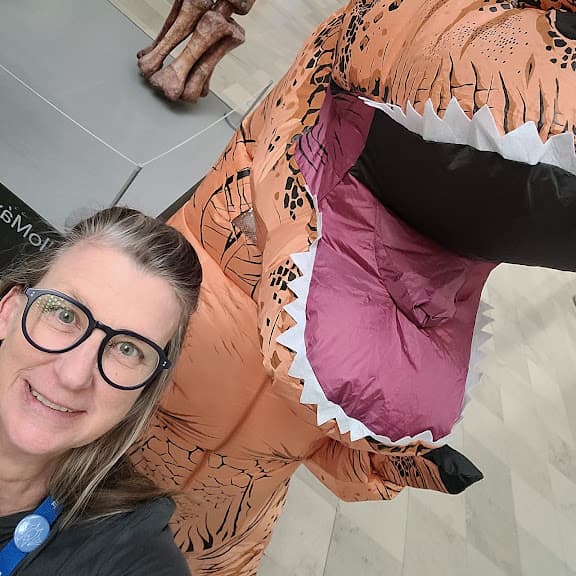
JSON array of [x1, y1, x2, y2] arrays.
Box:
[[0, 182, 61, 272]]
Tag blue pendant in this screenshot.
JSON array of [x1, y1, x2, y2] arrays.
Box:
[[0, 496, 61, 576], [13, 514, 51, 553]]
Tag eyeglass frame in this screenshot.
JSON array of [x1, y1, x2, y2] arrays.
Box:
[[21, 288, 172, 391]]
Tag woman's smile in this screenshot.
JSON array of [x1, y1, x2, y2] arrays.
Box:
[[25, 380, 85, 415]]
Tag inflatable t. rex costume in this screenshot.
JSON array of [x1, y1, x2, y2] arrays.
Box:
[[132, 0, 576, 573]]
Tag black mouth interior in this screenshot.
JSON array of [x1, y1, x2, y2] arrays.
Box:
[[351, 105, 576, 272]]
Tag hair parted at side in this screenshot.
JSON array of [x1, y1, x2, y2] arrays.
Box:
[[0, 206, 202, 527]]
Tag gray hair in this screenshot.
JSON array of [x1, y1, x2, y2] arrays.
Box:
[[0, 206, 201, 526]]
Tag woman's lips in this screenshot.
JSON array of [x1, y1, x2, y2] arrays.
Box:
[[26, 382, 84, 415]]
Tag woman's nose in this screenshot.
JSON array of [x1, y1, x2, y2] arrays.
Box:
[[50, 333, 103, 390]]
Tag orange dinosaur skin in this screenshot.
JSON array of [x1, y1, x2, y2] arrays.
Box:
[[133, 1, 576, 573]]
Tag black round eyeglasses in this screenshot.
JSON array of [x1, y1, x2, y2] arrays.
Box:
[[21, 288, 171, 390]]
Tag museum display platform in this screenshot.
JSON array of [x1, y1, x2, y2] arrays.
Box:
[[0, 0, 236, 244]]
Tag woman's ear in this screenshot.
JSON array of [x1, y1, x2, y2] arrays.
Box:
[[0, 287, 23, 340]]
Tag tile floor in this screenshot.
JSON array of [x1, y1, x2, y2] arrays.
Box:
[[109, 2, 576, 573]]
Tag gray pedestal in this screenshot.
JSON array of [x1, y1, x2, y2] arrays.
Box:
[[0, 0, 235, 232]]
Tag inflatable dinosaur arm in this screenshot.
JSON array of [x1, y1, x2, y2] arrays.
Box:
[[305, 439, 483, 501]]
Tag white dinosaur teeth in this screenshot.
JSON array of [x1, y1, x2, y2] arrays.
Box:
[[30, 386, 72, 413], [360, 96, 576, 176]]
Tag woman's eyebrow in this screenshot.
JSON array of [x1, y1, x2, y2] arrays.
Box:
[[54, 287, 88, 307]]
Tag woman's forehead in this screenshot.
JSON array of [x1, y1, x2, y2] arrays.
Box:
[[41, 243, 181, 341]]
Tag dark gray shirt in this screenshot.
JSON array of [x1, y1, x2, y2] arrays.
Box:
[[0, 498, 190, 575]]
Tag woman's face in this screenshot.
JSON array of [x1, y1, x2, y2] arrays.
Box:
[[0, 242, 181, 460]]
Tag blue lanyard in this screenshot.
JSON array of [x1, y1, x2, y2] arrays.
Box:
[[0, 496, 62, 576]]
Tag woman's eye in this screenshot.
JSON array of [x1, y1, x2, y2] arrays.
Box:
[[57, 309, 76, 324], [118, 342, 139, 358]]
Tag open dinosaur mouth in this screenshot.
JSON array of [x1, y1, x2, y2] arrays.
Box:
[[279, 84, 576, 445]]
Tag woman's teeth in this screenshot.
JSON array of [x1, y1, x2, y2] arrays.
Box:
[[30, 386, 73, 413]]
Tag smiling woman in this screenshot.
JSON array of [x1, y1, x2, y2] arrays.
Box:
[[0, 207, 201, 576]]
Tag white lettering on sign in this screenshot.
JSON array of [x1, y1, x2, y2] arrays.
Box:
[[0, 204, 55, 252]]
